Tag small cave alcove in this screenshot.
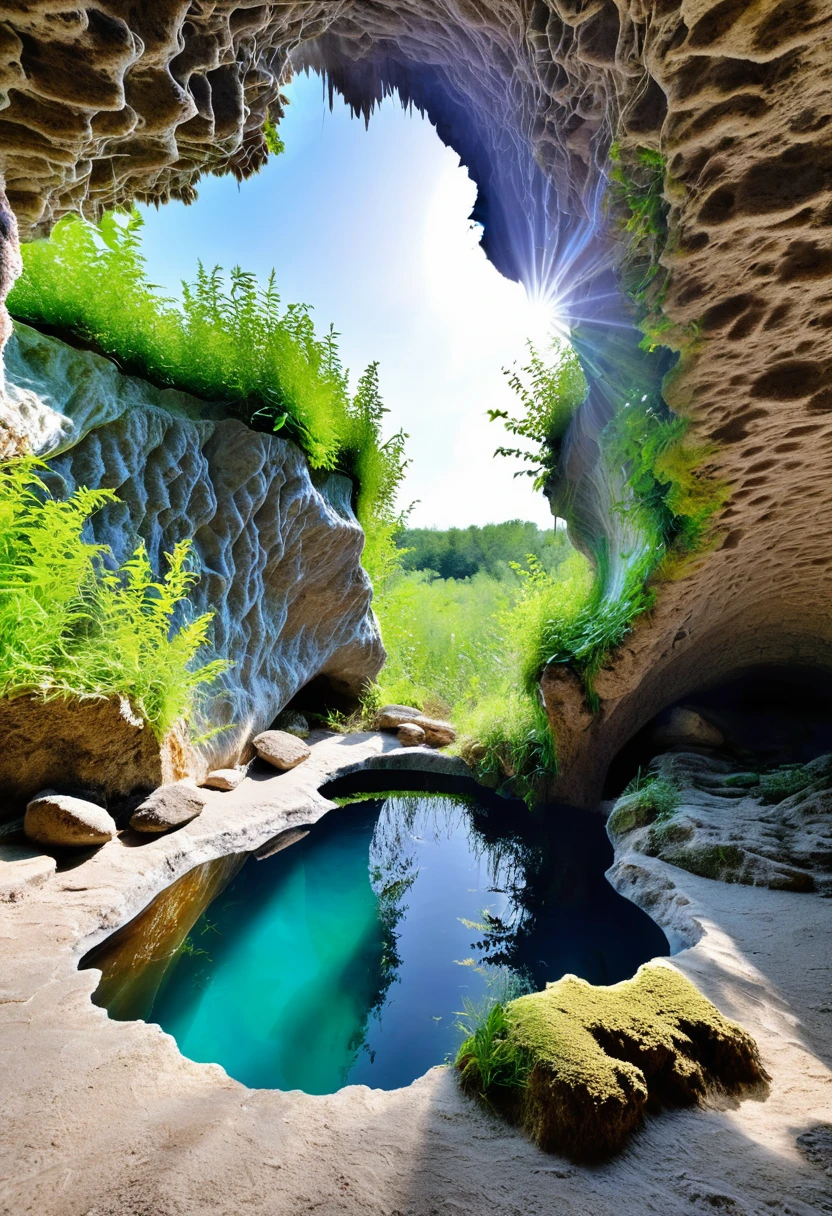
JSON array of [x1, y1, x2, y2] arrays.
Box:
[[604, 665, 832, 799]]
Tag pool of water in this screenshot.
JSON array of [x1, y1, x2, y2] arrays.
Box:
[[81, 791, 668, 1093]]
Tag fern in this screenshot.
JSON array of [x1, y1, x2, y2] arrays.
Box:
[[8, 209, 408, 543], [0, 458, 228, 736]]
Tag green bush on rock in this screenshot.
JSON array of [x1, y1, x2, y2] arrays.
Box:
[[0, 458, 227, 736], [7, 209, 408, 573], [456, 962, 767, 1160]]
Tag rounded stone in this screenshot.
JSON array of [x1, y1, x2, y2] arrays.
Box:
[[413, 715, 456, 747], [200, 768, 246, 792], [24, 792, 116, 849], [653, 707, 724, 750], [130, 783, 207, 834], [397, 723, 426, 746], [373, 705, 421, 730], [252, 729, 312, 771]]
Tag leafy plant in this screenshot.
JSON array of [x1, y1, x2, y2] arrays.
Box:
[[489, 340, 587, 492], [0, 458, 227, 735], [455, 999, 530, 1099], [8, 209, 408, 552]]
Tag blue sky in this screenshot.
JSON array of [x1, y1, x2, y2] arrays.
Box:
[[137, 72, 554, 529]]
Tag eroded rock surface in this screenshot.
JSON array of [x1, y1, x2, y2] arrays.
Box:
[[0, 694, 191, 822], [3, 322, 384, 785], [608, 751, 832, 895]]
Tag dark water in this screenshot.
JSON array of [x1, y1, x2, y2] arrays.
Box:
[[81, 792, 667, 1093]]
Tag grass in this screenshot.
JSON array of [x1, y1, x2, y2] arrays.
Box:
[[456, 962, 766, 1159], [607, 769, 681, 836], [7, 208, 407, 576], [0, 457, 227, 736]]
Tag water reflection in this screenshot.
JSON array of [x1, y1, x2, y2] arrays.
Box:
[[81, 792, 667, 1092]]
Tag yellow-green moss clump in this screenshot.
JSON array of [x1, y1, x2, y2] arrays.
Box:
[[456, 962, 767, 1159]]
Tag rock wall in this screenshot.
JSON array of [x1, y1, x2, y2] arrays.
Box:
[[5, 322, 384, 772], [0, 2, 829, 801]]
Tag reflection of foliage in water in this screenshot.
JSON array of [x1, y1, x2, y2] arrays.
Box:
[[369, 794, 544, 991]]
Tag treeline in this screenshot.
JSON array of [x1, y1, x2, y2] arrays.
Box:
[[396, 520, 571, 581]]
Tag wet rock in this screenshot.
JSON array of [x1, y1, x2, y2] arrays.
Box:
[[652, 708, 724, 750], [373, 705, 422, 730], [130, 784, 207, 834], [414, 716, 456, 747], [200, 768, 246, 792], [253, 730, 312, 771], [24, 792, 116, 849], [397, 723, 426, 746]]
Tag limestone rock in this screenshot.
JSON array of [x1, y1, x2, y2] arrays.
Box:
[[397, 723, 426, 746], [374, 705, 422, 730], [201, 768, 246, 792], [253, 730, 312, 771], [3, 324, 384, 793], [129, 784, 207, 834], [0, 844, 56, 900], [0, 694, 192, 827], [609, 752, 832, 894], [24, 793, 116, 849], [413, 716, 456, 747], [652, 708, 725, 751]]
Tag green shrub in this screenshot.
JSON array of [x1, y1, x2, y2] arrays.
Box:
[[489, 340, 587, 493], [0, 458, 227, 735], [8, 210, 407, 557], [608, 770, 681, 836]]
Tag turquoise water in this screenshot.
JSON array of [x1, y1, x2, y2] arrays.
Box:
[[83, 793, 667, 1093]]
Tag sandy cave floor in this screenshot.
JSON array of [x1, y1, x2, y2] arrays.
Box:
[[0, 732, 830, 1216]]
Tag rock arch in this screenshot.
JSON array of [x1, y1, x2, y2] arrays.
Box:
[[0, 1, 829, 803]]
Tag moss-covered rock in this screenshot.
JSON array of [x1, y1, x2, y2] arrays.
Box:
[[457, 962, 767, 1160]]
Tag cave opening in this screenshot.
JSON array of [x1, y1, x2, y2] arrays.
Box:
[[604, 664, 832, 799]]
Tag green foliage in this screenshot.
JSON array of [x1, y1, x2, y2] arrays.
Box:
[[608, 143, 673, 353], [0, 458, 227, 735], [263, 117, 285, 158], [8, 210, 407, 552], [489, 340, 587, 492], [455, 999, 531, 1098], [758, 766, 813, 804], [398, 519, 571, 581], [608, 769, 681, 836]]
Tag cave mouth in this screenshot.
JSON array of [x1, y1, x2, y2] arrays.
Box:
[[79, 787, 667, 1094], [605, 665, 832, 799]]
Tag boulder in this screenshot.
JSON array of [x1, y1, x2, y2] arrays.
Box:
[[414, 716, 456, 747], [274, 710, 311, 739], [253, 730, 312, 771], [653, 707, 724, 750], [130, 784, 207, 834], [24, 792, 117, 849], [373, 704, 422, 730], [200, 768, 246, 792], [397, 723, 426, 746], [0, 694, 195, 829]]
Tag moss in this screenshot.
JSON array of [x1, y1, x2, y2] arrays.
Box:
[[759, 767, 813, 804], [608, 772, 681, 838], [660, 842, 745, 882], [458, 962, 767, 1160]]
